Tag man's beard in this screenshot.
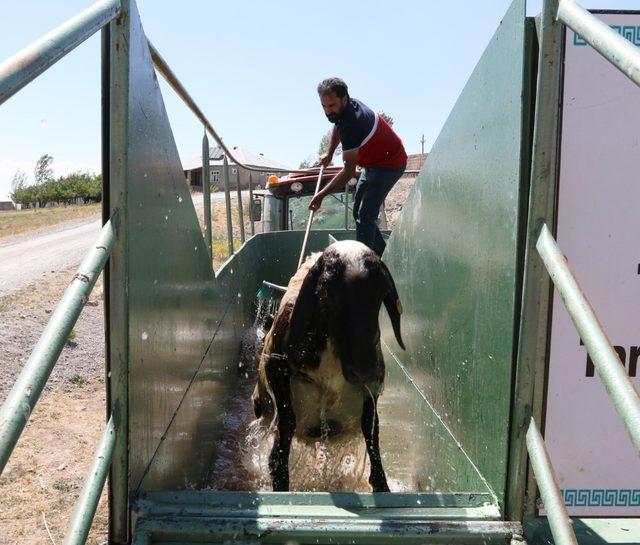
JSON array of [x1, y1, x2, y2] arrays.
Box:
[[326, 112, 340, 123]]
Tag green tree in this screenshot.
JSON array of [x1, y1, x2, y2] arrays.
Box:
[[379, 111, 394, 126], [34, 154, 54, 186], [298, 155, 314, 168], [318, 130, 332, 157], [10, 170, 27, 202]]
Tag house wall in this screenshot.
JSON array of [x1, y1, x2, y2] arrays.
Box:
[[185, 165, 287, 191]]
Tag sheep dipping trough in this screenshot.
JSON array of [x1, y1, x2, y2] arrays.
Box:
[[104, 2, 534, 539], [5, 0, 640, 542]]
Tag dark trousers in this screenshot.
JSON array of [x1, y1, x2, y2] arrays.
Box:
[[353, 165, 406, 256]]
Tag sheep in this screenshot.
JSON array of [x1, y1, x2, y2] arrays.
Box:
[[252, 240, 405, 492]]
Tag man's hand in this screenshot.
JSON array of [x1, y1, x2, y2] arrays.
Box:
[[316, 153, 333, 168], [309, 193, 324, 211]]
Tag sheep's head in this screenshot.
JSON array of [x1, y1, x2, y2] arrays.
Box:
[[286, 241, 405, 385]]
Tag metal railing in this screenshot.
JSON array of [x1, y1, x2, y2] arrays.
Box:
[[0, 2, 122, 542], [516, 0, 640, 541], [0, 216, 117, 473], [526, 418, 577, 545], [0, 0, 120, 106], [557, 0, 640, 87], [63, 412, 117, 545], [536, 225, 640, 449], [529, 222, 640, 545]]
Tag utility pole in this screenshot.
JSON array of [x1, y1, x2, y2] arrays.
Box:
[[420, 134, 426, 155]]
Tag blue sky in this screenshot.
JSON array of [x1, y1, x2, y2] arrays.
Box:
[[1, 0, 638, 200]]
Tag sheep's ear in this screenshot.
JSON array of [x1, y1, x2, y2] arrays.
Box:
[[380, 261, 406, 350], [286, 256, 323, 352]]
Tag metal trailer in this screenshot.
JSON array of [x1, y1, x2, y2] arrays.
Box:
[[0, 0, 639, 544]]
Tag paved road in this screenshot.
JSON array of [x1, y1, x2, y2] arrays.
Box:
[[0, 191, 251, 297]]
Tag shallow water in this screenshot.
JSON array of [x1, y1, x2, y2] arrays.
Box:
[[202, 327, 380, 492], [204, 319, 414, 493]]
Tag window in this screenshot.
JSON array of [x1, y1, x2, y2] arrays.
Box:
[[212, 170, 220, 183], [287, 193, 355, 231], [232, 168, 237, 174]]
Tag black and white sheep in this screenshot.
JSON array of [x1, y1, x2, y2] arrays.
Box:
[[252, 240, 405, 492]]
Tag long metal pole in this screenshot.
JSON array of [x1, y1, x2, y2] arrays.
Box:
[[62, 413, 117, 545], [202, 132, 212, 259], [236, 169, 246, 244], [222, 156, 234, 256], [147, 43, 421, 178], [0, 218, 116, 474], [248, 173, 255, 236], [558, 0, 640, 87], [297, 166, 324, 269], [537, 224, 640, 451], [344, 183, 349, 230], [526, 418, 578, 545], [107, 3, 130, 539], [506, 0, 563, 521], [0, 0, 121, 106]]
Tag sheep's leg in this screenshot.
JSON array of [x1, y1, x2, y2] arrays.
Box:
[[361, 394, 389, 492], [266, 359, 295, 491]]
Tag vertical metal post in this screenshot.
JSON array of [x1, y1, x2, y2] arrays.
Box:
[[222, 156, 234, 256], [344, 183, 349, 230], [107, 1, 131, 541], [202, 131, 212, 259], [506, 0, 563, 521], [236, 168, 245, 244], [248, 173, 255, 236]]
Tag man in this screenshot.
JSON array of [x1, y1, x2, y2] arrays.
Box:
[[309, 77, 407, 256]]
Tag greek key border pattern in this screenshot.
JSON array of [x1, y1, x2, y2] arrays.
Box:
[[573, 25, 640, 46], [563, 488, 640, 507]]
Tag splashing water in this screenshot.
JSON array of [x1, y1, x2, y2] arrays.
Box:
[[203, 312, 374, 491], [203, 303, 417, 492]]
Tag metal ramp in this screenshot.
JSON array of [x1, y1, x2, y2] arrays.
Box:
[[131, 492, 519, 544]]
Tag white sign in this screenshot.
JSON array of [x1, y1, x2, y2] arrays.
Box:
[[545, 13, 640, 516]]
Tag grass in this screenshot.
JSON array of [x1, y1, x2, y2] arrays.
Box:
[[0, 203, 101, 239], [69, 373, 87, 387], [194, 198, 251, 271], [0, 385, 108, 544]]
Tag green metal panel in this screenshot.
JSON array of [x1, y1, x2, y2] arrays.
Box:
[[380, 0, 529, 508], [105, 0, 241, 501]]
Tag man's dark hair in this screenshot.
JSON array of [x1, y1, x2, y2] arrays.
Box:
[[317, 77, 349, 99]]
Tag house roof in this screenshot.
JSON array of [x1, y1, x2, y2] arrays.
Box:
[[182, 145, 290, 172]]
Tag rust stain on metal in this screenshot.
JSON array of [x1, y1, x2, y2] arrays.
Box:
[[75, 273, 91, 283]]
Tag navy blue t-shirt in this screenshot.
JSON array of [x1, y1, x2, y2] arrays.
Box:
[[336, 98, 376, 152], [335, 98, 407, 168]]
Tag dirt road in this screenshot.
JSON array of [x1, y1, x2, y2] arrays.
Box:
[[0, 217, 102, 298], [0, 191, 252, 298]]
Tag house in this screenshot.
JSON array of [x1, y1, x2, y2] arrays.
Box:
[[183, 146, 290, 191], [401, 152, 428, 178]]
